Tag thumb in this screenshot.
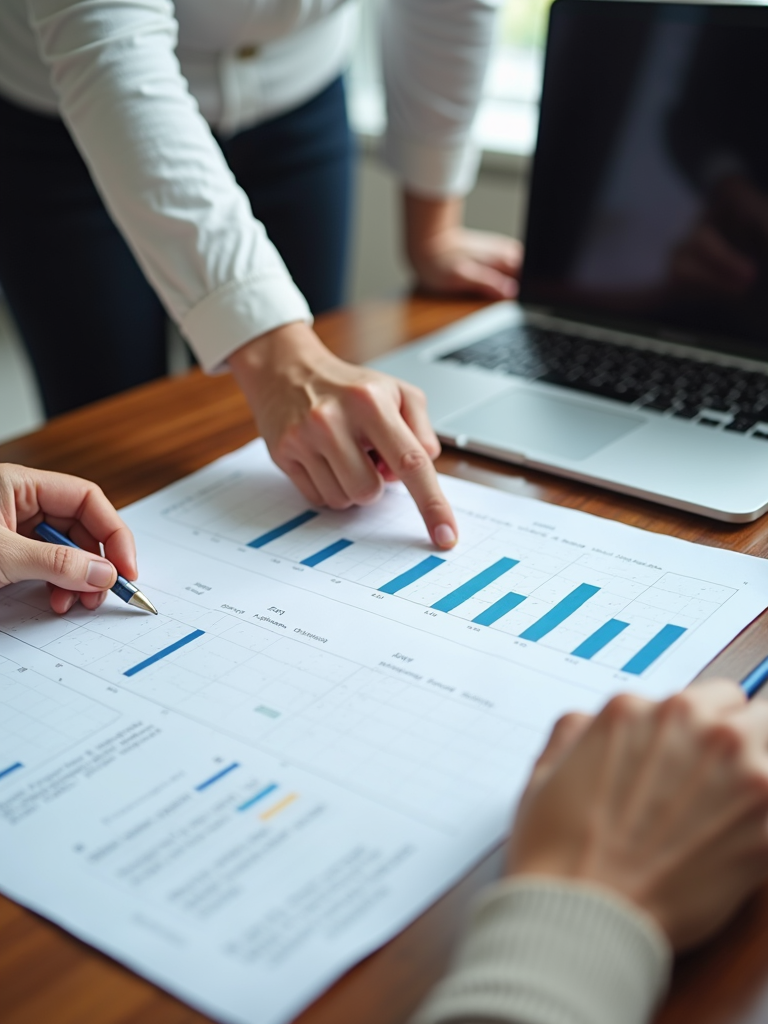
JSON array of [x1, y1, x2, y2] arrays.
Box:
[[0, 532, 117, 592]]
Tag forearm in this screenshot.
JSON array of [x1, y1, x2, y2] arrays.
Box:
[[28, 0, 310, 371], [412, 878, 671, 1024], [404, 193, 463, 265]]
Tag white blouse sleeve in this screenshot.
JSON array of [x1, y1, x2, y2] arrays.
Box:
[[380, 0, 500, 198], [26, 0, 312, 372]]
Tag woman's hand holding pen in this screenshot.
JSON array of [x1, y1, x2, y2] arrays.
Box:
[[0, 464, 137, 614], [507, 679, 768, 950], [228, 321, 460, 550]]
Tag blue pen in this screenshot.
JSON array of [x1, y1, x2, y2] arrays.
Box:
[[740, 655, 768, 700], [34, 522, 158, 614]]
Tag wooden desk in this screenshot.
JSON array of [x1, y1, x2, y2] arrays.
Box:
[[2, 297, 768, 1024]]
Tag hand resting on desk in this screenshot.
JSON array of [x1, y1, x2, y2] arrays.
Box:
[[0, 464, 136, 614], [417, 679, 768, 1024], [404, 193, 523, 302], [510, 678, 768, 948]]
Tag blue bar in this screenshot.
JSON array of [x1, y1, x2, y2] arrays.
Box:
[[622, 624, 687, 675], [432, 558, 519, 613], [379, 555, 445, 594], [0, 762, 22, 782], [124, 629, 205, 677], [301, 538, 353, 567], [572, 619, 629, 659], [520, 584, 601, 642], [238, 783, 278, 812], [248, 510, 318, 549], [473, 592, 527, 626], [195, 762, 240, 791]]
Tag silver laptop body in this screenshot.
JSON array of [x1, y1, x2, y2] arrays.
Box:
[[371, 0, 768, 522]]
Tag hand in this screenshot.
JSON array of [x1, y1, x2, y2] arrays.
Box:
[[405, 192, 523, 300], [0, 464, 137, 614], [506, 679, 768, 950], [228, 323, 459, 549]]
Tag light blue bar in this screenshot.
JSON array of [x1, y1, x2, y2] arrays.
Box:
[[301, 538, 353, 567], [248, 510, 318, 548], [0, 762, 23, 781], [572, 619, 629, 659], [622, 624, 687, 675], [473, 592, 526, 626], [124, 629, 205, 677], [379, 555, 445, 594], [196, 762, 240, 791], [520, 584, 600, 641], [432, 558, 519, 613], [238, 783, 278, 812]]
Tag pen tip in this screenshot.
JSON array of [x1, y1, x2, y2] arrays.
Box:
[[129, 591, 159, 615]]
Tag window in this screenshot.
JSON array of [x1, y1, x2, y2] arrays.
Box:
[[476, 0, 553, 154]]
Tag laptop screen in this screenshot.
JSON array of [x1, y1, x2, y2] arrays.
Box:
[[519, 0, 768, 358]]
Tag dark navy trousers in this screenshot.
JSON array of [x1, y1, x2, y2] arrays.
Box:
[[0, 77, 354, 416]]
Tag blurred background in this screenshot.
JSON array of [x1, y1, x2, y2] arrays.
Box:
[[0, 0, 552, 444]]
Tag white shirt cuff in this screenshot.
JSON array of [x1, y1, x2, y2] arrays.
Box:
[[180, 270, 313, 373], [381, 132, 482, 198], [412, 877, 672, 1024]]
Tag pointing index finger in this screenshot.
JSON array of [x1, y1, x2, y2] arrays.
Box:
[[364, 412, 458, 550]]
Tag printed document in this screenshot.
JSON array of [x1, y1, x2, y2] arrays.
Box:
[[2, 440, 767, 1024]]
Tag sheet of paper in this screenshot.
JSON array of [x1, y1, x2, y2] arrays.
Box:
[[2, 439, 767, 1024]]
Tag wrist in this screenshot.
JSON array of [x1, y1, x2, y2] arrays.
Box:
[[507, 850, 670, 943], [227, 321, 324, 403], [404, 191, 464, 268]]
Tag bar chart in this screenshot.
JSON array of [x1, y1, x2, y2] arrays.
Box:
[[161, 471, 738, 679]]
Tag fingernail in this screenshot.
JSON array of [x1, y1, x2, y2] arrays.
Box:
[[85, 560, 115, 589], [434, 523, 457, 549]]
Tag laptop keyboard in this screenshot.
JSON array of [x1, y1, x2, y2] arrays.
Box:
[[440, 325, 768, 437]]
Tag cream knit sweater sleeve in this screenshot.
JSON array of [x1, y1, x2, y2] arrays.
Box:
[[412, 877, 672, 1024]]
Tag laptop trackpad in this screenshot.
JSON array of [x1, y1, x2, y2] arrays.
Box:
[[441, 389, 645, 461]]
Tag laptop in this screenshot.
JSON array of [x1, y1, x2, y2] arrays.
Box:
[[371, 0, 768, 522]]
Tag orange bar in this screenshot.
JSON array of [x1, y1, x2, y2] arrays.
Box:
[[259, 793, 298, 821]]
